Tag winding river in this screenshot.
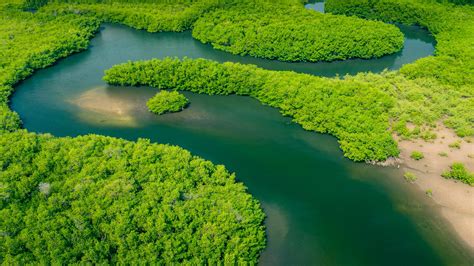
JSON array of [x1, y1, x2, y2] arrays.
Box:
[[11, 4, 474, 265]]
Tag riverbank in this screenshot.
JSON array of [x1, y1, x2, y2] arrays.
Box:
[[396, 124, 474, 249]]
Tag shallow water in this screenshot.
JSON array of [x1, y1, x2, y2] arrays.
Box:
[[306, 0, 325, 13], [11, 20, 473, 265]]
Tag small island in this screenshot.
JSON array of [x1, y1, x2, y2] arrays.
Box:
[[146, 90, 189, 115]]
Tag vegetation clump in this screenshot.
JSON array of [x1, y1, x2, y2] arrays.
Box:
[[35, 0, 405, 64], [448, 141, 461, 149], [0, 131, 266, 264], [147, 90, 189, 115], [441, 162, 474, 186], [404, 172, 418, 183], [192, 2, 404, 62], [410, 151, 424, 160], [425, 189, 433, 197]]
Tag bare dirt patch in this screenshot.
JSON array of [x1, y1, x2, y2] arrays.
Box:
[[395, 124, 474, 249]]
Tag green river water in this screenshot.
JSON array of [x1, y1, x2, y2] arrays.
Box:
[[10, 6, 474, 265]]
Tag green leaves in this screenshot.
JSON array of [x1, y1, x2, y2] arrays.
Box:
[[326, 0, 474, 139], [0, 5, 100, 132], [146, 90, 189, 115], [442, 163, 474, 186], [41, 1, 223, 32], [192, 2, 404, 62], [0, 131, 266, 264], [0, 104, 21, 134], [410, 151, 424, 160]]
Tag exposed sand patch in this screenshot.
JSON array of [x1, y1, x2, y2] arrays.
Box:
[[74, 111, 138, 127], [395, 124, 474, 249], [68, 86, 143, 127]]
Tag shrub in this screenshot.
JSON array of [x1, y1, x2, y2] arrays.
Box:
[[448, 141, 462, 149], [410, 151, 424, 160], [0, 131, 266, 264], [426, 189, 433, 197], [404, 172, 418, 183], [441, 162, 474, 186]]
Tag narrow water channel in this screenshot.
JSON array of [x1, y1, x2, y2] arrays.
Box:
[[10, 17, 473, 265]]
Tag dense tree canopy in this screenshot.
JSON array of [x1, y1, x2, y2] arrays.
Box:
[[0, 131, 266, 264], [40, 0, 221, 32], [326, 0, 474, 137], [192, 2, 404, 62], [0, 1, 99, 133], [326, 0, 474, 87], [37, 0, 405, 61], [147, 90, 189, 115]]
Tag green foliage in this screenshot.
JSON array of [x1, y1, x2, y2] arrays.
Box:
[[441, 162, 474, 186], [436, 0, 473, 5], [448, 141, 461, 149], [325, 0, 474, 87], [43, 0, 404, 61], [147, 90, 189, 115], [410, 151, 424, 160], [0, 3, 100, 132], [425, 189, 433, 197], [0, 103, 21, 134], [41, 0, 222, 32], [39, 0, 303, 33], [0, 131, 266, 264], [23, 0, 49, 9], [192, 2, 404, 62], [345, 71, 472, 140], [404, 172, 418, 183], [104, 57, 400, 162], [0, 5, 267, 264], [325, 0, 474, 138]]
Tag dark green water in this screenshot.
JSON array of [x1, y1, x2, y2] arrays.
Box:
[[11, 21, 474, 265]]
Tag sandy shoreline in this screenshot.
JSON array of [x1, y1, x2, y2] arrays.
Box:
[[395, 124, 474, 249]]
